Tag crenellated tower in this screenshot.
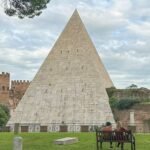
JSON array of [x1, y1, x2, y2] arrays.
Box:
[[0, 71, 30, 109], [11, 80, 30, 92], [10, 80, 30, 107], [0, 72, 10, 105]]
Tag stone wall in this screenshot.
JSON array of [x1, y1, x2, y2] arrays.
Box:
[[0, 72, 30, 109], [10, 80, 30, 106], [113, 104, 150, 133], [112, 88, 150, 101]]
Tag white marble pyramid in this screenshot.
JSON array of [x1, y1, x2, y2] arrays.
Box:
[[8, 10, 115, 132]]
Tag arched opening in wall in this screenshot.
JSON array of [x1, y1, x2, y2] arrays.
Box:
[[21, 126, 28, 132], [40, 126, 48, 132], [59, 125, 68, 132], [81, 125, 89, 132]]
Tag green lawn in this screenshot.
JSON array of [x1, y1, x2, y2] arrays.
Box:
[[0, 132, 150, 150]]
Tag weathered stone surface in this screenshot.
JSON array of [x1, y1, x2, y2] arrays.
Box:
[[129, 111, 135, 126], [14, 123, 20, 134], [113, 104, 150, 133], [111, 88, 150, 101], [54, 137, 78, 145], [13, 137, 22, 150], [8, 10, 115, 130]]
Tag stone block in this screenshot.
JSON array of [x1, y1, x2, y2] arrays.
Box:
[[14, 123, 20, 134], [54, 137, 78, 145], [13, 136, 22, 150]]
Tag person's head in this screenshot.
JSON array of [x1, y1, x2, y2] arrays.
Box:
[[116, 121, 123, 129], [105, 122, 112, 127]]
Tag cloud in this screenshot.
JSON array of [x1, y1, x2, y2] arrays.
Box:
[[0, 0, 149, 89], [127, 22, 150, 37], [0, 48, 49, 80]]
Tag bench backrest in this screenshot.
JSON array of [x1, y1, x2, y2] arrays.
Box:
[[96, 130, 133, 142]]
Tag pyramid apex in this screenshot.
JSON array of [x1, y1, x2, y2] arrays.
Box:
[[71, 9, 80, 17], [74, 9, 78, 13]]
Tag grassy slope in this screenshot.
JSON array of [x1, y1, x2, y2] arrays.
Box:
[[0, 133, 150, 150]]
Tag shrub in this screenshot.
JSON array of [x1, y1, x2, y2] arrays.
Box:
[[109, 97, 118, 108], [0, 105, 10, 128], [0, 105, 10, 117], [116, 99, 140, 110]]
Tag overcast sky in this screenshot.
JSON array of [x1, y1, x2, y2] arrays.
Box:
[[0, 0, 150, 89]]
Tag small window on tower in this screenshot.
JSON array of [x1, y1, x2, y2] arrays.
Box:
[[2, 86, 5, 91]]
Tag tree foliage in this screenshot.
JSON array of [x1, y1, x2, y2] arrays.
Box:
[[109, 97, 118, 108], [4, 0, 50, 19], [127, 84, 138, 89], [116, 99, 140, 110], [0, 105, 10, 128], [0, 105, 10, 117], [109, 97, 140, 110], [106, 86, 116, 98]]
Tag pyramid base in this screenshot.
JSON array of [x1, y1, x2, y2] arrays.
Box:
[[7, 123, 116, 132]]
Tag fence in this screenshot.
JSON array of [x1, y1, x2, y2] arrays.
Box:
[[1, 122, 150, 133]]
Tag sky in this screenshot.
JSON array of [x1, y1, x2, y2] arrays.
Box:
[[0, 0, 150, 89]]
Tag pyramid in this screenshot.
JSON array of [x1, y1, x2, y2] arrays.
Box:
[[8, 10, 115, 132]]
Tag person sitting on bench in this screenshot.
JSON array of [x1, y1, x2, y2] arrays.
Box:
[[115, 121, 128, 148], [101, 122, 113, 149]]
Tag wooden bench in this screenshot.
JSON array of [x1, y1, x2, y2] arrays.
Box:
[[96, 130, 136, 150]]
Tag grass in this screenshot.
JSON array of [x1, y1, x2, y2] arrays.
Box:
[[0, 132, 150, 150]]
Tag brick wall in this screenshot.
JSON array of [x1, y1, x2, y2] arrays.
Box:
[[10, 80, 30, 107], [0, 72, 30, 109], [113, 104, 150, 133], [0, 72, 10, 105]]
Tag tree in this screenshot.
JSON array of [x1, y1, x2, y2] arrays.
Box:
[[0, 105, 10, 128], [127, 84, 138, 89], [0, 105, 10, 117], [3, 0, 51, 19]]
